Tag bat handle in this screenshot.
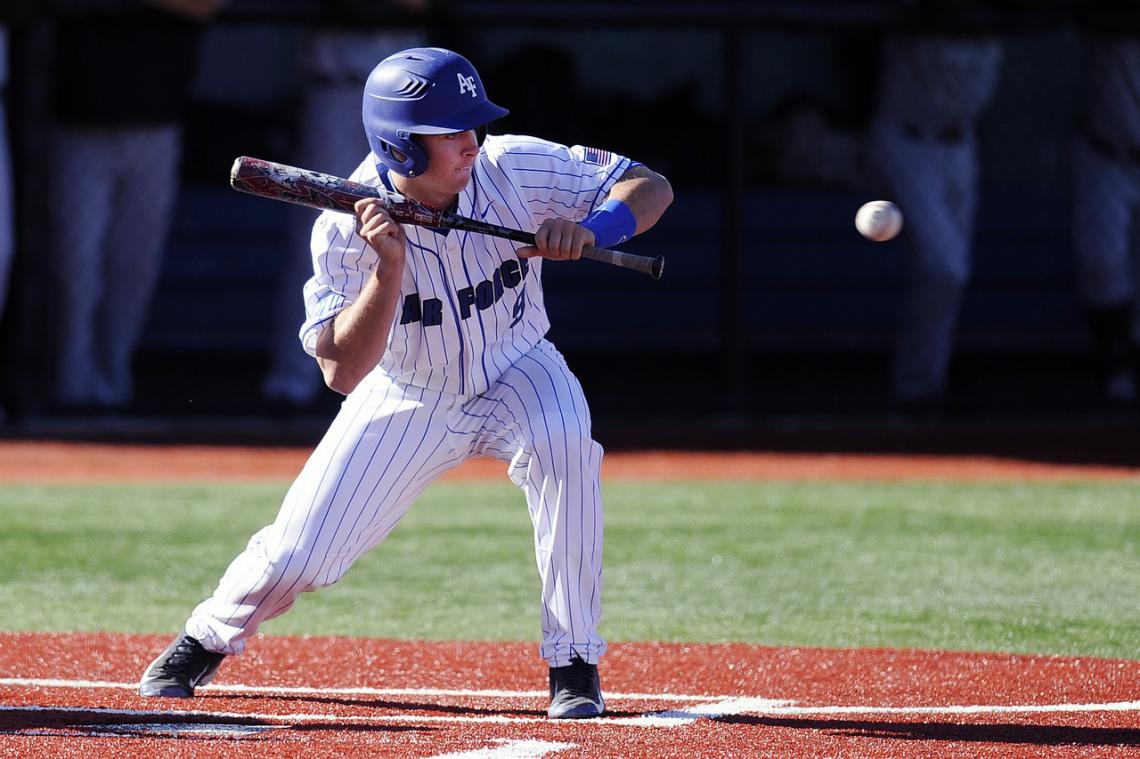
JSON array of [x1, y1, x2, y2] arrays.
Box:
[[580, 245, 665, 280], [481, 222, 666, 279]]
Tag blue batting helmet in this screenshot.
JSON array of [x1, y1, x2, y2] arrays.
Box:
[[362, 47, 509, 177]]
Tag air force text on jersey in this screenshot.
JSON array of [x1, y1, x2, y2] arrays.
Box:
[[400, 256, 530, 328]]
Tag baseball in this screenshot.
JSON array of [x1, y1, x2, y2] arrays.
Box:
[[855, 200, 903, 242]]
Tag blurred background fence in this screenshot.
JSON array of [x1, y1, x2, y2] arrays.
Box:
[[1, 0, 1133, 428]]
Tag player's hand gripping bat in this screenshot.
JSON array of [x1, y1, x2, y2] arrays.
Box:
[[230, 156, 665, 279]]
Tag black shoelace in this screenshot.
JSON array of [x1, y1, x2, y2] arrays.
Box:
[[560, 659, 597, 695], [158, 637, 210, 676]]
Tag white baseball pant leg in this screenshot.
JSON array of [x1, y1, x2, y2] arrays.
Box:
[[50, 128, 118, 405], [0, 27, 11, 326], [870, 121, 979, 404], [49, 127, 180, 405], [187, 371, 472, 654], [1072, 139, 1140, 310], [467, 339, 606, 667], [97, 126, 181, 405], [0, 89, 12, 325]]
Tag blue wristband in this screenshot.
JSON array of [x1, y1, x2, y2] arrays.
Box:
[[581, 199, 637, 249]]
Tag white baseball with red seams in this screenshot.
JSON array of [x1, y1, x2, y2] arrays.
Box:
[[855, 200, 903, 242]]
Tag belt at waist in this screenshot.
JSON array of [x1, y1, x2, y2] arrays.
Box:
[[1085, 133, 1140, 164], [902, 122, 966, 143]]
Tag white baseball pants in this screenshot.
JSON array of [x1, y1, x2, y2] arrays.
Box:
[[188, 339, 606, 667]]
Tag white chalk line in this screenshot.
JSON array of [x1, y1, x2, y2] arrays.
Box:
[[1, 678, 1138, 728], [0, 677, 714, 702], [408, 738, 578, 759]]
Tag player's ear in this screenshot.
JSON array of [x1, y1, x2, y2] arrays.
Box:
[[390, 146, 408, 163]]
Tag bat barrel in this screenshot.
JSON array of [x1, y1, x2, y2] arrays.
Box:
[[230, 155, 378, 215]]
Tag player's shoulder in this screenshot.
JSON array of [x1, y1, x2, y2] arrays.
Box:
[[481, 134, 626, 174], [481, 134, 575, 167]]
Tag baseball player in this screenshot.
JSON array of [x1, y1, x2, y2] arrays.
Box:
[[138, 47, 673, 720], [868, 30, 1003, 414], [1072, 32, 1140, 408], [0, 25, 12, 343], [48, 0, 227, 410]]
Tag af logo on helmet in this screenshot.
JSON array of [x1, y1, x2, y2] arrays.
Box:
[[458, 72, 477, 97]]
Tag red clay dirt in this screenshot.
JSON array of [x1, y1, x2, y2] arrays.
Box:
[[2, 440, 1140, 482]]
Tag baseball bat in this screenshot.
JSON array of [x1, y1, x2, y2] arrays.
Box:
[[229, 156, 665, 280]]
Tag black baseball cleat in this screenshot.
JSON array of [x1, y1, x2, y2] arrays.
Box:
[[139, 631, 226, 697], [548, 657, 605, 718]]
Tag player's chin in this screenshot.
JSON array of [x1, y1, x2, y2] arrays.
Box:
[[440, 178, 470, 196], [449, 167, 473, 188]]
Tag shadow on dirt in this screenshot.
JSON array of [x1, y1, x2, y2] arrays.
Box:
[[718, 714, 1140, 747]]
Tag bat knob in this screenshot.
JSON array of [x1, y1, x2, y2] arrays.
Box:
[[650, 256, 665, 280], [230, 156, 264, 188]]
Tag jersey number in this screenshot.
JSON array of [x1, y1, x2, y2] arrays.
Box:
[[510, 291, 527, 328]]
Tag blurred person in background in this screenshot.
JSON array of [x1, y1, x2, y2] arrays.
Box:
[[0, 24, 12, 366], [47, 0, 226, 413], [0, 24, 13, 422], [867, 8, 1003, 417], [1071, 16, 1140, 410], [0, 25, 12, 328], [260, 0, 434, 412]]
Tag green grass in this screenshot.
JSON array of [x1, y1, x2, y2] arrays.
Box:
[[0, 480, 1137, 659]]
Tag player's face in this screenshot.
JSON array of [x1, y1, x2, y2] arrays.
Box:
[[416, 130, 480, 199]]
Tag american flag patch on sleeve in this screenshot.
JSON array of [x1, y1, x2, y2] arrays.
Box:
[[582, 147, 613, 165]]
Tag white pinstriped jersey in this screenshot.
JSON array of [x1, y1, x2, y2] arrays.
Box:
[[299, 134, 632, 396]]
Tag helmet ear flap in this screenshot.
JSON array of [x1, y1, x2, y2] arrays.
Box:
[[375, 132, 429, 177], [403, 132, 428, 176]]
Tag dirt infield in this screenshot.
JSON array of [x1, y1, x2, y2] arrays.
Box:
[[1, 633, 1137, 758], [2, 440, 1140, 482]]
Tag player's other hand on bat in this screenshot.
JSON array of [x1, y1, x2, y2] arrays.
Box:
[[355, 198, 407, 268], [517, 218, 594, 261]]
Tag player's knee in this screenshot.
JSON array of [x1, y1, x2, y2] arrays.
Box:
[[257, 541, 339, 593], [1077, 266, 1130, 306], [530, 420, 599, 462]]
